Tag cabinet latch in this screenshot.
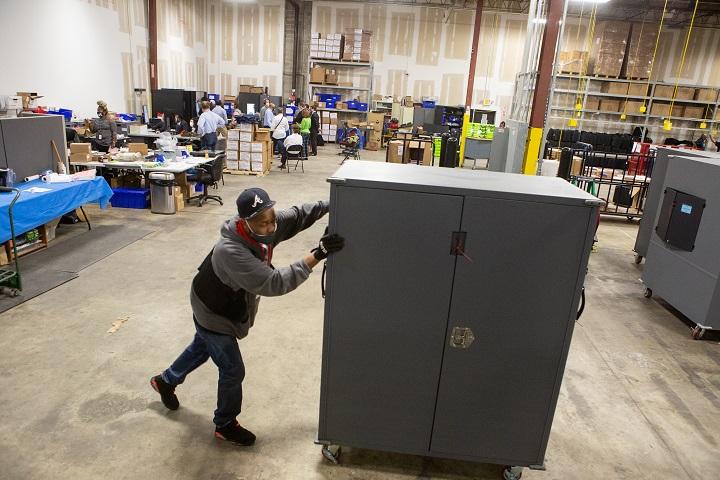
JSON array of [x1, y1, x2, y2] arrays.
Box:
[[450, 231, 473, 262], [450, 326, 475, 349]]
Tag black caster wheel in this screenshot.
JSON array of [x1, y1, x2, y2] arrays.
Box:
[[627, 216, 636, 222], [322, 445, 341, 465], [644, 288, 653, 298], [503, 466, 523, 480], [634, 254, 643, 265], [691, 326, 706, 340]]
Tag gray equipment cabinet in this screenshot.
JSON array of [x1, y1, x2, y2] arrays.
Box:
[[318, 161, 600, 474], [640, 152, 720, 339]]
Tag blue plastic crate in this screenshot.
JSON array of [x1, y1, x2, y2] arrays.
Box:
[[422, 100, 436, 108], [207, 93, 221, 102], [110, 188, 150, 209], [357, 102, 368, 111], [346, 100, 359, 110], [325, 100, 336, 109]]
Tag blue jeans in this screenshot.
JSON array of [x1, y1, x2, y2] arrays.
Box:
[[201, 132, 217, 150], [301, 133, 309, 157], [162, 320, 245, 427]]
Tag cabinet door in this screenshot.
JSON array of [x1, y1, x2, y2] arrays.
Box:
[[430, 197, 592, 465], [319, 185, 462, 455]]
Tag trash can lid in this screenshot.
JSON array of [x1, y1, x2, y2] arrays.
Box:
[[148, 172, 174, 181]]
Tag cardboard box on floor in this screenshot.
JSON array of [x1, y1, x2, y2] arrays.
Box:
[[173, 186, 185, 211], [387, 140, 404, 163], [404, 141, 433, 166]]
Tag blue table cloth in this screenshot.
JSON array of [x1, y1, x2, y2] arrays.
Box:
[[0, 177, 113, 244]]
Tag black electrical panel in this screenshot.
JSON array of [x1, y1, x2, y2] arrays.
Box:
[[655, 187, 705, 251]]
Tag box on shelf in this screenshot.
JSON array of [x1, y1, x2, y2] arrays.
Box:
[[695, 88, 717, 102], [676, 87, 696, 100], [590, 21, 630, 77], [624, 100, 645, 114], [601, 81, 629, 95], [682, 106, 705, 119], [623, 23, 658, 79], [70, 143, 92, 154], [558, 51, 588, 74], [338, 81, 353, 87], [654, 85, 694, 100], [650, 102, 672, 117], [250, 87, 264, 94], [311, 66, 326, 84], [585, 96, 601, 111], [600, 99, 621, 112], [238, 85, 252, 93], [325, 69, 338, 85], [627, 83, 648, 96]]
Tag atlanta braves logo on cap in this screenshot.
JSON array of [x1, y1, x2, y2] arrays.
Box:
[[237, 187, 276, 219], [252, 195, 263, 208]]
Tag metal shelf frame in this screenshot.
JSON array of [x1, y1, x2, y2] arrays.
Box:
[[307, 58, 374, 121]]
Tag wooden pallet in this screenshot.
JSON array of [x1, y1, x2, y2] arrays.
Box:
[[223, 169, 269, 177], [592, 74, 621, 79], [625, 77, 649, 81]]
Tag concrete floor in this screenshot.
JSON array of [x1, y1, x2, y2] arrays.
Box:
[[1, 147, 718, 480]]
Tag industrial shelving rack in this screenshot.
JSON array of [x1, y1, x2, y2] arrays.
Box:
[[546, 74, 720, 142], [307, 59, 374, 119]]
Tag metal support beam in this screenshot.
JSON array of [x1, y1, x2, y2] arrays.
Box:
[[148, 0, 158, 92], [459, 0, 484, 167], [288, 0, 300, 98], [522, 0, 562, 175]]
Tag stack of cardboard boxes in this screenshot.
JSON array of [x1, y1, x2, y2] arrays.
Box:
[[320, 112, 338, 142], [557, 51, 589, 75], [591, 21, 630, 77], [237, 85, 265, 94], [386, 139, 433, 166], [623, 24, 658, 80], [69, 143, 93, 163], [366, 112, 385, 151], [311, 33, 344, 60], [342, 29, 372, 62], [225, 124, 272, 174]]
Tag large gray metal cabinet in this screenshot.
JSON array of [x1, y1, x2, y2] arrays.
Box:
[[641, 152, 720, 336], [318, 161, 600, 468]]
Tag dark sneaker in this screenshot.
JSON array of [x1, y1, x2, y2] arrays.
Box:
[[214, 421, 256, 446], [150, 375, 179, 410]]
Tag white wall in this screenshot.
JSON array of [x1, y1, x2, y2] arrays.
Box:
[[0, 0, 148, 119]]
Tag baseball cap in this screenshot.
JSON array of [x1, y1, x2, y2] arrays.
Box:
[[236, 188, 276, 219]]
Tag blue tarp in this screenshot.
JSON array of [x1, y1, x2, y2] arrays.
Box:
[[0, 177, 113, 244]]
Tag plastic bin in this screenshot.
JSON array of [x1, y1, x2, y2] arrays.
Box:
[[357, 103, 368, 111], [326, 100, 336, 109], [110, 188, 151, 209], [346, 100, 359, 110], [422, 101, 436, 108]]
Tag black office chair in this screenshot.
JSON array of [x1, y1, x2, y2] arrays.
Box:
[[187, 155, 224, 206], [285, 144, 306, 172]]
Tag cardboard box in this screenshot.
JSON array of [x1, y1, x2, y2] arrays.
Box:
[[675, 87, 695, 100], [173, 187, 185, 211], [239, 151, 251, 162], [325, 69, 338, 84], [250, 87, 264, 94], [226, 140, 239, 151], [654, 85, 693, 99], [239, 123, 254, 132], [624, 100, 645, 114], [584, 96, 601, 111], [239, 142, 252, 152], [338, 81, 353, 87], [310, 66, 326, 84], [558, 50, 589, 74], [387, 140, 404, 163], [251, 142, 264, 153], [695, 88, 717, 102], [226, 160, 239, 171], [321, 116, 331, 124], [226, 149, 239, 160], [239, 160, 251, 171], [682, 106, 705, 119], [402, 96, 414, 107], [70, 143, 92, 153], [239, 132, 253, 142], [365, 140, 380, 151], [254, 128, 271, 142], [602, 81, 628, 95], [238, 85, 252, 93], [650, 102, 672, 117], [228, 129, 240, 140], [127, 143, 148, 155], [70, 152, 92, 163], [627, 83, 648, 96], [404, 141, 433, 166], [600, 99, 621, 112]]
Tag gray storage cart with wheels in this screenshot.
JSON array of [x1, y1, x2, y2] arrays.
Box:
[[318, 161, 600, 473]]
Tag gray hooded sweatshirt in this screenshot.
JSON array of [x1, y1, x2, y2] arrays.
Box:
[[190, 201, 329, 339]]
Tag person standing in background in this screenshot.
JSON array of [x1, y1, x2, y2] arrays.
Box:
[[259, 99, 271, 127], [299, 109, 312, 157], [197, 101, 224, 150], [309, 104, 320, 156], [264, 102, 275, 130], [89, 100, 117, 152], [211, 100, 228, 124], [270, 107, 289, 167]]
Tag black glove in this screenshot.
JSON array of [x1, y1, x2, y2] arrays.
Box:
[[312, 232, 344, 261]]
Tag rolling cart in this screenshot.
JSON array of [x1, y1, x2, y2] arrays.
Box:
[[0, 187, 22, 296]]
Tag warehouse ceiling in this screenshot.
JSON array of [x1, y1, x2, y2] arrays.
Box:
[[354, 0, 720, 27]]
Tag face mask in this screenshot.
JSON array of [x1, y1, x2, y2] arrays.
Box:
[[245, 219, 276, 244], [97, 111, 103, 118]]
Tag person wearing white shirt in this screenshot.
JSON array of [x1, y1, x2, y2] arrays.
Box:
[[270, 107, 289, 161], [282, 124, 303, 169], [211, 100, 228, 124], [197, 101, 224, 150]]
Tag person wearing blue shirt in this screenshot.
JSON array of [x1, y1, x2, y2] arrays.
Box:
[[197, 101, 224, 150], [211, 100, 228, 124], [264, 102, 275, 129]]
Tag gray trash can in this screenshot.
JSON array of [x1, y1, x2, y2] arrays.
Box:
[[149, 172, 176, 214]]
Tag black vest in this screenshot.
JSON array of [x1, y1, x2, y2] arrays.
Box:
[[192, 249, 248, 324]]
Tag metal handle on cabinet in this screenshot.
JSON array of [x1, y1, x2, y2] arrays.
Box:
[[450, 326, 475, 349]]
